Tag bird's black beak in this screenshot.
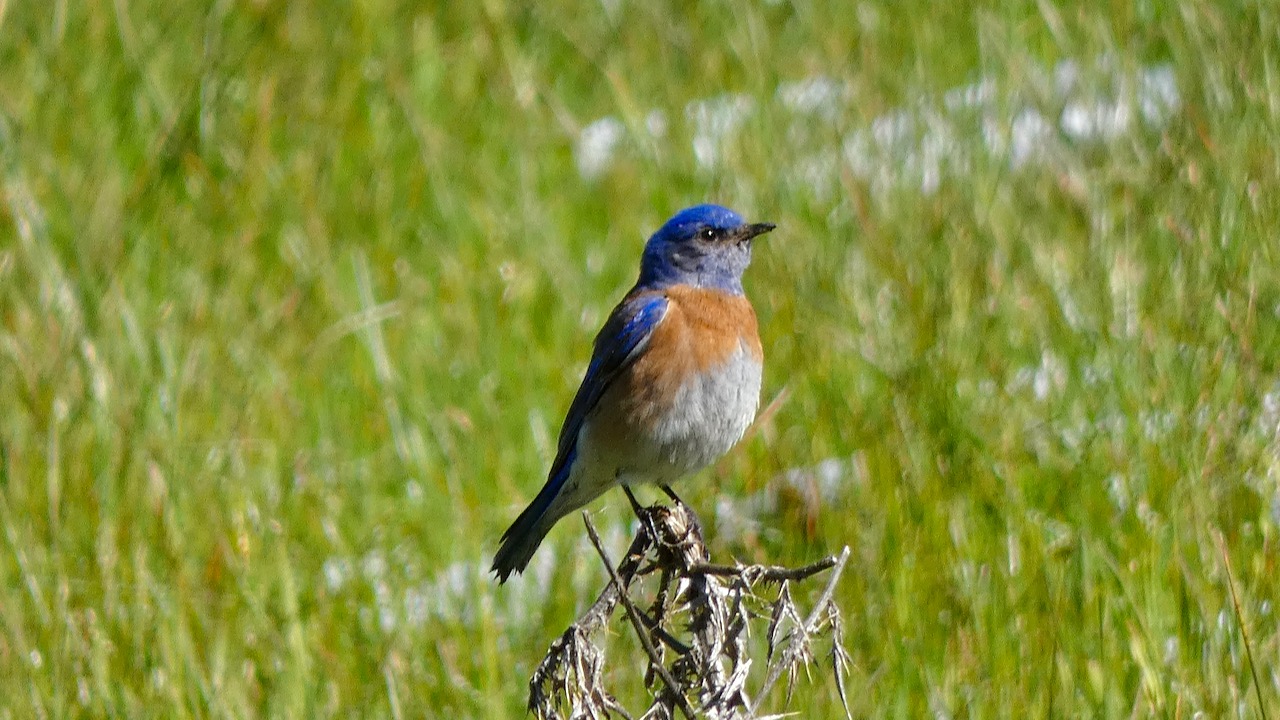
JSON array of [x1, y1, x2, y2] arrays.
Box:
[[736, 222, 776, 243]]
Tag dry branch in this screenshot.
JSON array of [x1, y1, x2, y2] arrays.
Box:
[[528, 501, 851, 719]]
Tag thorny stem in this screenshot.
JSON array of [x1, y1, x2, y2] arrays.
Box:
[[526, 521, 656, 717], [748, 545, 852, 717], [688, 556, 837, 583], [530, 501, 850, 719], [570, 522, 653, 633], [584, 513, 699, 720]]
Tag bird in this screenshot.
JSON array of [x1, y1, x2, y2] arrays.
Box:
[[492, 204, 775, 583]]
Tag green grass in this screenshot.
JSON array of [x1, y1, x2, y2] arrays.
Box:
[[2, 0, 1279, 716]]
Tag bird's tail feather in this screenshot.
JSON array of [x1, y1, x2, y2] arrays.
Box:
[[492, 454, 575, 583], [491, 505, 553, 583]]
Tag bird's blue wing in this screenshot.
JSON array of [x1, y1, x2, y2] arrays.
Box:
[[551, 291, 668, 480], [531, 292, 668, 506], [492, 290, 668, 581]]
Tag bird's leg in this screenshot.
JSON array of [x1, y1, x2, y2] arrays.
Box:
[[622, 485, 647, 517], [622, 485, 665, 559]]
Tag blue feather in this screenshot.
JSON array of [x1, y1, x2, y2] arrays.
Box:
[[491, 292, 668, 581]]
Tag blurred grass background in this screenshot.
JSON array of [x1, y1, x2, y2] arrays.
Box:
[[2, 0, 1279, 716]]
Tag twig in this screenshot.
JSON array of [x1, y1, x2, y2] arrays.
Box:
[[748, 546, 852, 716], [527, 523, 655, 717], [584, 513, 698, 720], [529, 501, 851, 718], [567, 522, 652, 632], [688, 556, 837, 582], [638, 613, 692, 655]]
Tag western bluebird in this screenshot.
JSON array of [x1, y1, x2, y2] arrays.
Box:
[[492, 204, 775, 582]]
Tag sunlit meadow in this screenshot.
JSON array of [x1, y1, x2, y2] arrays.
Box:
[[2, 1, 1279, 716]]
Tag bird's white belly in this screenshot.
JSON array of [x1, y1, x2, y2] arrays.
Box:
[[642, 342, 762, 476], [559, 340, 763, 511]]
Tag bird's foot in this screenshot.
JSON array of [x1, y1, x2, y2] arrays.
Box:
[[659, 484, 705, 547]]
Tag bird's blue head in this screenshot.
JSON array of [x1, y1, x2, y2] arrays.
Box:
[[636, 204, 776, 294]]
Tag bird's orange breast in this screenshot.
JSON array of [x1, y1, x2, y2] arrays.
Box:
[[603, 286, 761, 433]]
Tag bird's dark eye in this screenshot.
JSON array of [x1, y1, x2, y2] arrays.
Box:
[[699, 227, 717, 242]]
